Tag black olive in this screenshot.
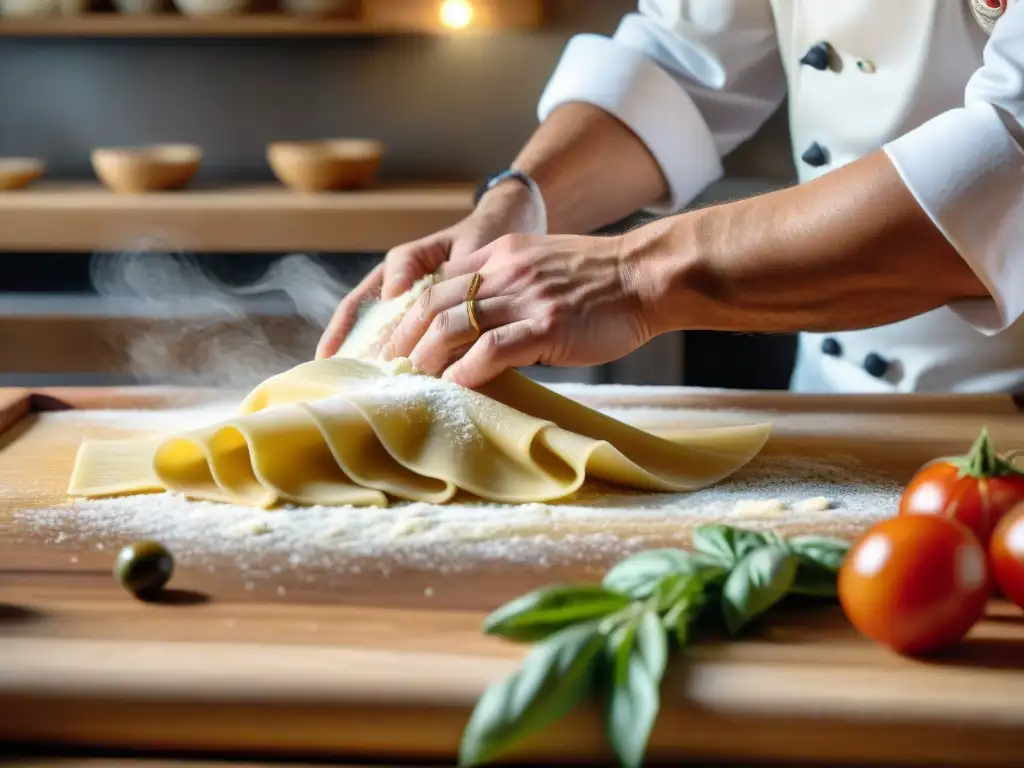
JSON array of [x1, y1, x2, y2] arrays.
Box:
[[114, 540, 174, 599]]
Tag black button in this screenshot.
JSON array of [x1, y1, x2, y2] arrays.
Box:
[[801, 141, 829, 168], [799, 42, 832, 71], [820, 337, 842, 357], [863, 353, 889, 379]]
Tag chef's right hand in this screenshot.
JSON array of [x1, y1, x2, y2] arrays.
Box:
[[316, 183, 541, 359]]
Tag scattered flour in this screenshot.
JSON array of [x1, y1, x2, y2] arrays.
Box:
[[733, 499, 786, 518], [227, 519, 273, 537], [46, 403, 239, 434], [16, 454, 901, 575]]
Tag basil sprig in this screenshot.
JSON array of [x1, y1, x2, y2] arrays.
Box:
[[459, 523, 850, 768]]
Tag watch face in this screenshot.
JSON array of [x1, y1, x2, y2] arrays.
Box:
[[968, 0, 1010, 34]]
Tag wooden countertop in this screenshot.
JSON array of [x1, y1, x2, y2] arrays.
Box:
[[1, 386, 1023, 766]]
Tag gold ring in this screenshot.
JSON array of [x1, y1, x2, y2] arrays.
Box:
[[466, 272, 482, 301], [466, 273, 483, 334]]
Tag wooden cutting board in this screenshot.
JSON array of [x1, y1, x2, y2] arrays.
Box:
[[1, 386, 1023, 766]]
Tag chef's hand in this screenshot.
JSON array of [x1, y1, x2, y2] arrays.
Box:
[[316, 185, 541, 359], [382, 233, 657, 388]]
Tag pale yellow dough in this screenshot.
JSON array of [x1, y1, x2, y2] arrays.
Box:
[[67, 279, 771, 508]]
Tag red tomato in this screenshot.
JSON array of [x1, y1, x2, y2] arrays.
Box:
[[839, 515, 991, 656], [989, 504, 1024, 610], [900, 427, 1024, 546]]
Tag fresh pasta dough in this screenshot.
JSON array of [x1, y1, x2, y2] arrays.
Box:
[[67, 279, 771, 508]]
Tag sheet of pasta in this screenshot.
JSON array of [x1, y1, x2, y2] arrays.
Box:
[[67, 278, 770, 509]]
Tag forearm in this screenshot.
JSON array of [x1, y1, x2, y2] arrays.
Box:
[[632, 151, 990, 336], [478, 102, 669, 236]]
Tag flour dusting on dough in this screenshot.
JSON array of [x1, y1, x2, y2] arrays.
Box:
[[335, 275, 436, 362], [310, 371, 485, 445]]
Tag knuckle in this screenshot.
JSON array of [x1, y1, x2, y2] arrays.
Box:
[[507, 260, 537, 286], [384, 243, 412, 264], [412, 286, 438, 322], [429, 308, 453, 337], [534, 304, 561, 335], [532, 279, 560, 301], [479, 329, 504, 357]]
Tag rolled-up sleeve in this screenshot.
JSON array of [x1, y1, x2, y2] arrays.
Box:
[[537, 0, 786, 213], [884, 4, 1024, 334]]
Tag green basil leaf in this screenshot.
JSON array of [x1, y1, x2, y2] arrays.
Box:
[[635, 608, 668, 681], [606, 652, 660, 768], [692, 524, 770, 567], [721, 545, 799, 636], [606, 618, 638, 694], [483, 584, 631, 643], [607, 621, 637, 672], [787, 535, 851, 573], [659, 575, 707, 647], [653, 571, 707, 614], [603, 548, 716, 599], [662, 600, 691, 646], [604, 609, 665, 768], [459, 623, 604, 767]]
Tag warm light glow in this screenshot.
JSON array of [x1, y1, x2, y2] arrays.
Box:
[[439, 0, 474, 29]]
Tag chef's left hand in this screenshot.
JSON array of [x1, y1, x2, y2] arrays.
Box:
[[383, 233, 656, 388]]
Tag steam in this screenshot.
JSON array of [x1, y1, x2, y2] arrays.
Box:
[[89, 240, 355, 388]]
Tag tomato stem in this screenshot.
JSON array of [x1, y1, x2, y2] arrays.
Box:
[[954, 426, 1024, 478]]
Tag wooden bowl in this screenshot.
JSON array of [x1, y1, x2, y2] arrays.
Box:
[[266, 139, 383, 193], [172, 0, 249, 15], [0, 158, 45, 190], [0, 0, 92, 15], [113, 0, 168, 14], [280, 0, 358, 17], [91, 144, 202, 194]]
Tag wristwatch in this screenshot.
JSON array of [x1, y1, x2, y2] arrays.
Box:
[[472, 169, 549, 235], [473, 169, 535, 205]]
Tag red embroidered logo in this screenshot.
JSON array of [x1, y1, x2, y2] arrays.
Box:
[[969, 0, 1010, 33]]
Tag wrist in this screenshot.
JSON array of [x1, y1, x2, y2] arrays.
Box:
[[618, 213, 704, 338], [475, 180, 533, 218], [474, 170, 548, 235]]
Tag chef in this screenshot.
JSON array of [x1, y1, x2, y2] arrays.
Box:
[[317, 0, 1024, 395]]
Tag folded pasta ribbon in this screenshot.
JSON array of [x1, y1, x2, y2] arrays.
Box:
[[67, 357, 770, 509]]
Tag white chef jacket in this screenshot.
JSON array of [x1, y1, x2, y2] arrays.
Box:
[[536, 0, 1024, 394]]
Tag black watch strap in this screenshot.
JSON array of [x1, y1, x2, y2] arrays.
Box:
[[473, 169, 535, 206]]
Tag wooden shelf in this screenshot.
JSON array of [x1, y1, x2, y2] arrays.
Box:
[[0, 182, 477, 253], [0, 0, 542, 36]]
